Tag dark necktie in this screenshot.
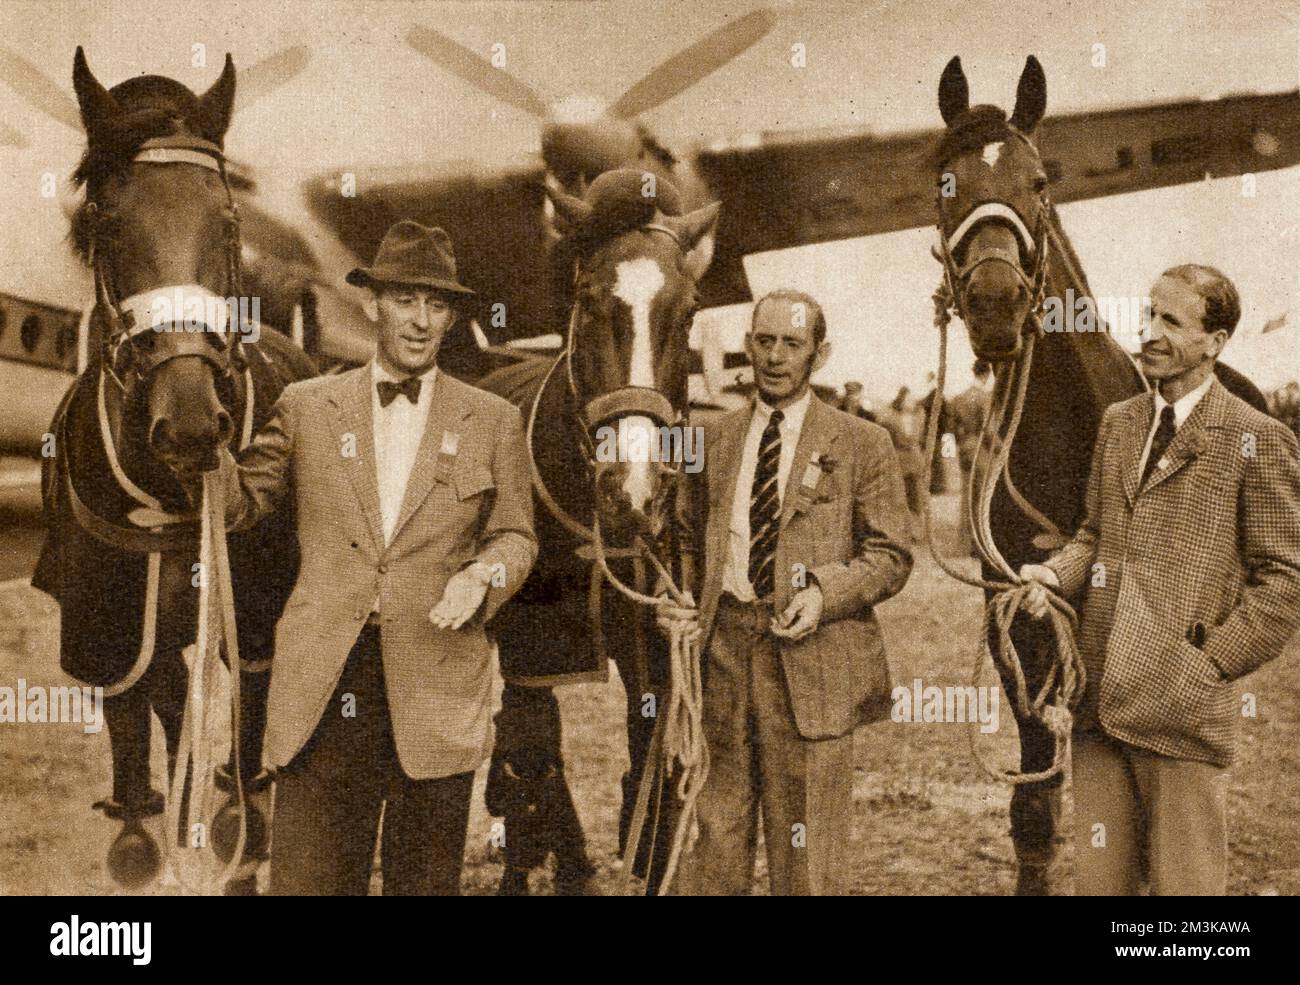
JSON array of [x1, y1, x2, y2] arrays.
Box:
[[377, 377, 421, 407], [748, 408, 784, 598], [1140, 404, 1177, 486]]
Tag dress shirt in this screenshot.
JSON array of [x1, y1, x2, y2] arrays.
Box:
[[723, 388, 813, 601], [371, 360, 438, 546], [1136, 373, 1213, 481]]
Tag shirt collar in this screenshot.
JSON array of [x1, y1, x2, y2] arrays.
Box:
[[1154, 373, 1213, 429], [754, 387, 813, 435]]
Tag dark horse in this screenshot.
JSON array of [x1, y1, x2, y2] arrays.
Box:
[[931, 56, 1267, 893], [477, 170, 718, 893], [31, 48, 316, 892]]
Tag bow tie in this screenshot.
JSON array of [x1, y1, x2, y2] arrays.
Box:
[[377, 377, 422, 407]]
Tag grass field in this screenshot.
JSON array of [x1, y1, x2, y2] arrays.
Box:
[[2, 494, 1297, 895]]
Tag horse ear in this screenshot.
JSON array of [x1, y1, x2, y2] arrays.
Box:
[[72, 46, 118, 134], [668, 201, 720, 279], [544, 179, 593, 234], [1009, 55, 1046, 133], [938, 56, 969, 127], [195, 53, 237, 144]]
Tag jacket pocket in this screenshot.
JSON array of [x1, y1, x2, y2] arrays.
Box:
[[454, 467, 495, 501]]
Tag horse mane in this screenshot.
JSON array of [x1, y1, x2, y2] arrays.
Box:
[[68, 75, 212, 264], [931, 104, 1028, 170]]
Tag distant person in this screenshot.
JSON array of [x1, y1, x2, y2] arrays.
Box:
[[840, 380, 876, 422], [947, 360, 994, 556], [875, 387, 923, 536], [919, 381, 954, 495], [1022, 264, 1300, 895]]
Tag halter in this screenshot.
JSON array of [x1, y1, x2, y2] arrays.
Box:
[[924, 126, 1084, 787], [71, 133, 257, 547], [87, 134, 248, 395], [562, 222, 689, 472], [933, 128, 1051, 350]]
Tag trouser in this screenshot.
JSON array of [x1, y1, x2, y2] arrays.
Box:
[[1071, 731, 1227, 896], [676, 594, 854, 896], [269, 626, 474, 896]]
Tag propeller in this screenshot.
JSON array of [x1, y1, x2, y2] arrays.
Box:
[[0, 44, 311, 131], [405, 24, 549, 119], [607, 7, 775, 120], [0, 45, 82, 130], [233, 45, 312, 115]]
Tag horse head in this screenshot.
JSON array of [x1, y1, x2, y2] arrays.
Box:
[[934, 55, 1049, 362], [547, 169, 719, 544], [71, 47, 244, 496]]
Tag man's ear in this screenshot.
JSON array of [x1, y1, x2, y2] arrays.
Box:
[[812, 340, 831, 375], [362, 288, 379, 323], [1207, 329, 1229, 361]]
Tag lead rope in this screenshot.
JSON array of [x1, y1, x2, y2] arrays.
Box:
[[163, 470, 247, 893], [922, 282, 1083, 785], [522, 346, 705, 893]]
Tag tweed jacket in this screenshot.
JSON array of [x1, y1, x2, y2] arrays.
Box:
[[222, 366, 537, 779], [1045, 377, 1300, 767], [678, 395, 914, 740]]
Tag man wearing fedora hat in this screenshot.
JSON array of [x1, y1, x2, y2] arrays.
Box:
[[218, 220, 537, 894]]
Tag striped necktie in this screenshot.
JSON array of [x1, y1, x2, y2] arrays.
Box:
[[748, 408, 784, 598]]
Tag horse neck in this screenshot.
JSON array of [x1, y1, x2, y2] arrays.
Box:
[[991, 206, 1145, 556]]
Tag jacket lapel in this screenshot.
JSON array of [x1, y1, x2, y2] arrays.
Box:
[[780, 397, 838, 529], [1120, 392, 1154, 508], [330, 369, 385, 550], [391, 372, 472, 542], [1141, 378, 1227, 496]]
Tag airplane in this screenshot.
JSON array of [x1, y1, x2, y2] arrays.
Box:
[[4, 7, 1300, 459]]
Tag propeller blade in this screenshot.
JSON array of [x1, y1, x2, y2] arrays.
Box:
[[233, 45, 312, 115], [0, 46, 82, 130], [0, 122, 28, 148], [608, 7, 775, 120], [405, 24, 548, 118]]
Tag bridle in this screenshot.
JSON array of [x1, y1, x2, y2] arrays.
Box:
[[523, 221, 708, 893], [564, 222, 688, 466], [529, 221, 691, 541], [86, 134, 248, 396], [923, 124, 1084, 787], [68, 132, 257, 550], [933, 126, 1051, 351]]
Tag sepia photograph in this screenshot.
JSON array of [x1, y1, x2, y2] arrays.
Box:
[[0, 0, 1297, 938]]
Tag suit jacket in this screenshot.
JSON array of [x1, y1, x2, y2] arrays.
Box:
[[1045, 377, 1300, 767], [678, 395, 914, 740], [223, 367, 537, 780]]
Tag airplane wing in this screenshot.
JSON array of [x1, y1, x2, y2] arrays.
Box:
[[693, 89, 1300, 306]]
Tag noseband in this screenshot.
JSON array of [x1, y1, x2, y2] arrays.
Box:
[[86, 134, 247, 394], [933, 129, 1050, 339]]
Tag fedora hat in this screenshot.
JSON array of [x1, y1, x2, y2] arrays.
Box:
[[346, 220, 476, 298]]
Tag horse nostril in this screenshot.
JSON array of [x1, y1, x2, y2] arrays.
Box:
[[149, 417, 176, 453], [215, 410, 234, 444]]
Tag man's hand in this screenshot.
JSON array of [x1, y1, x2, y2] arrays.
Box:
[[429, 564, 492, 631], [1019, 564, 1061, 620], [655, 591, 700, 644], [771, 584, 824, 642]]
